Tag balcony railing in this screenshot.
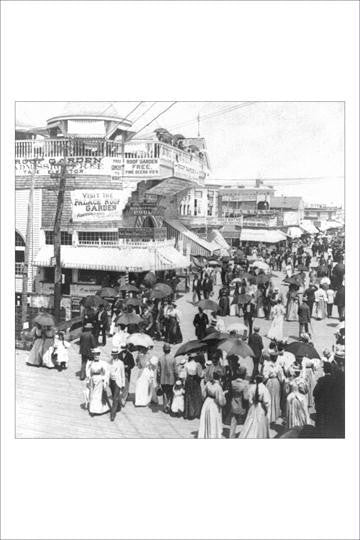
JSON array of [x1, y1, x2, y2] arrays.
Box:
[[15, 139, 207, 169]]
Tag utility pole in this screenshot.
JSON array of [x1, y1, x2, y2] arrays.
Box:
[[51, 142, 75, 323], [197, 113, 200, 137], [21, 158, 40, 328]]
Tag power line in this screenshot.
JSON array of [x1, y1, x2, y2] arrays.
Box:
[[131, 102, 178, 139], [131, 102, 158, 124]]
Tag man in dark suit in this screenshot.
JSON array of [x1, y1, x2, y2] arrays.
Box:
[[298, 297, 311, 338], [248, 326, 264, 376], [202, 274, 213, 299], [303, 284, 316, 317], [79, 323, 96, 380], [243, 297, 256, 336], [94, 304, 109, 346], [192, 275, 202, 302]]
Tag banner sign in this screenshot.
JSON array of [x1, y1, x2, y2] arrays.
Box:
[[70, 190, 129, 222], [118, 227, 167, 241], [111, 157, 160, 177], [174, 162, 203, 181], [220, 190, 259, 202]]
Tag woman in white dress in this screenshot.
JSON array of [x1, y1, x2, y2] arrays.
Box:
[[262, 353, 284, 423], [135, 355, 158, 407], [240, 375, 271, 439], [26, 323, 44, 366], [286, 378, 311, 429], [314, 286, 327, 320], [198, 373, 226, 439], [85, 348, 110, 416], [267, 300, 286, 341]]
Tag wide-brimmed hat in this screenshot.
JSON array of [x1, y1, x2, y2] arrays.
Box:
[[91, 347, 101, 355], [334, 345, 345, 359], [84, 323, 93, 329], [111, 348, 120, 355], [179, 358, 186, 365]]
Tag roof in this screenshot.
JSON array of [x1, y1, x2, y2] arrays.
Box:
[[33, 245, 190, 272], [239, 229, 287, 243], [62, 102, 123, 118], [270, 196, 303, 210]]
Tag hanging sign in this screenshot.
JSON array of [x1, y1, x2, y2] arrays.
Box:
[[70, 190, 129, 222], [110, 157, 160, 177]]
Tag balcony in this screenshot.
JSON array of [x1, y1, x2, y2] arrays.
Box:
[[15, 138, 208, 180]]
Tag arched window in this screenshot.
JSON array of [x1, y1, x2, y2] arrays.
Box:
[[142, 216, 155, 228], [15, 231, 25, 275]]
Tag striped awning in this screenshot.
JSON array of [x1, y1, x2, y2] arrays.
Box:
[[34, 245, 190, 272]]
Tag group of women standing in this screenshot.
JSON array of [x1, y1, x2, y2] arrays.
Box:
[[27, 323, 70, 371]]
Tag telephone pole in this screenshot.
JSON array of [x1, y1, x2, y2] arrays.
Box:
[[21, 158, 40, 328], [50, 142, 75, 323], [197, 113, 200, 137]]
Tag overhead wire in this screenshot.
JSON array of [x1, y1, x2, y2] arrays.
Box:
[[130, 102, 178, 139]]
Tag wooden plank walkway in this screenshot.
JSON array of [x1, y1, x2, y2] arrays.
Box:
[[16, 274, 333, 438]]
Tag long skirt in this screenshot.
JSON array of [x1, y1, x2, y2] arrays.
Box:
[[167, 318, 183, 344], [184, 375, 203, 420], [314, 299, 326, 320], [239, 403, 270, 439], [42, 347, 57, 369], [218, 296, 230, 317], [267, 316, 284, 341], [287, 393, 310, 428], [135, 368, 152, 406], [88, 375, 110, 415], [286, 300, 299, 321], [27, 338, 43, 366], [266, 377, 281, 423], [198, 397, 223, 438], [304, 368, 315, 408]]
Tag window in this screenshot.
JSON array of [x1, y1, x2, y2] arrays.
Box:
[[78, 269, 99, 284], [15, 232, 25, 247], [78, 231, 118, 245], [45, 231, 73, 245], [44, 267, 55, 282]]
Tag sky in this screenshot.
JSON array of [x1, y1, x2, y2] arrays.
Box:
[[16, 101, 344, 206]]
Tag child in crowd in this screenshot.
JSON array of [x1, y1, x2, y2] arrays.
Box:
[[171, 379, 185, 416]]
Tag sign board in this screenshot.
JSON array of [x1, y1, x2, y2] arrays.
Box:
[[243, 215, 277, 228], [282, 211, 300, 226], [174, 162, 203, 181], [70, 284, 100, 296], [70, 190, 130, 222], [220, 190, 259, 202], [111, 157, 160, 177]]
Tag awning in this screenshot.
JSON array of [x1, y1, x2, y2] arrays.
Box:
[[287, 226, 304, 238], [207, 229, 231, 251], [239, 229, 287, 243], [146, 177, 198, 196], [34, 245, 190, 272], [321, 220, 344, 231], [164, 219, 220, 255], [300, 221, 319, 234]]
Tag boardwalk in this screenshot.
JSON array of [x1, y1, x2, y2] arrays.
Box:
[[16, 271, 337, 438]]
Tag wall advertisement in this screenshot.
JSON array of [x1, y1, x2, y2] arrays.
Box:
[[110, 157, 160, 177], [70, 190, 129, 222]]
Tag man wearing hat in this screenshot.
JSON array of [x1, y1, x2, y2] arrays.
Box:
[[158, 344, 176, 413], [79, 323, 97, 381], [298, 296, 311, 338], [229, 366, 249, 438], [248, 326, 264, 377], [118, 343, 135, 407], [109, 348, 125, 421]]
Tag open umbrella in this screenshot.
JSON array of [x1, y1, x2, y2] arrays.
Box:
[[116, 312, 143, 326], [250, 260, 269, 272], [218, 338, 255, 358], [221, 256, 231, 262], [255, 274, 271, 285], [201, 332, 229, 343], [175, 339, 205, 358], [81, 295, 108, 308], [118, 283, 139, 292], [197, 299, 219, 311], [33, 312, 55, 326], [238, 272, 253, 280], [296, 264, 308, 272], [124, 297, 142, 307], [208, 260, 220, 267], [231, 278, 244, 284], [151, 283, 173, 296], [283, 276, 302, 286], [285, 341, 320, 360], [237, 294, 252, 305], [127, 333, 154, 348], [226, 322, 247, 334], [99, 287, 118, 298], [143, 272, 156, 286]]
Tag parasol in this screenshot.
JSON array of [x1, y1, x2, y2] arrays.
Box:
[[118, 283, 139, 292], [296, 264, 308, 272], [218, 338, 255, 358], [127, 333, 154, 348], [175, 339, 206, 358], [33, 312, 55, 326], [143, 272, 156, 286], [208, 260, 220, 267], [151, 283, 173, 298], [197, 299, 219, 311], [250, 260, 269, 272], [116, 312, 143, 326], [124, 297, 142, 307], [201, 332, 229, 343], [254, 274, 271, 285], [81, 295, 108, 308], [285, 341, 320, 360], [99, 287, 118, 298]]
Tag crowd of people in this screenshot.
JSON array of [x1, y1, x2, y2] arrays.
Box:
[[25, 229, 345, 438]]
